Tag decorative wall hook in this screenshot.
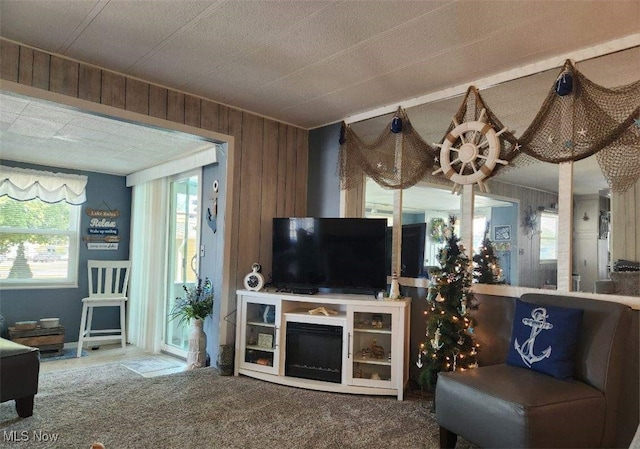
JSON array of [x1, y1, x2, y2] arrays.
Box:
[[207, 180, 219, 233]]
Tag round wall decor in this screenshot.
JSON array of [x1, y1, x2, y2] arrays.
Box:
[[433, 109, 508, 193]]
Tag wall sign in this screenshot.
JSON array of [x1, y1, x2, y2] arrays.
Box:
[[86, 208, 120, 218], [493, 225, 512, 242], [87, 242, 119, 250], [84, 208, 121, 250]]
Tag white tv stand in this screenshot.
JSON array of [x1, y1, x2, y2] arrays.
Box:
[[234, 289, 411, 400]]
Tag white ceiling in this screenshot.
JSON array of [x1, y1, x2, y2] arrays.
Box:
[[1, 0, 638, 129], [0, 1, 638, 183], [0, 91, 217, 175]]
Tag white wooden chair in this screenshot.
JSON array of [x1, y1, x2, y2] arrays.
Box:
[[77, 260, 131, 358]]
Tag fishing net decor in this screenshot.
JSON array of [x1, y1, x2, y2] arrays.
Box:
[[339, 107, 435, 191], [431, 86, 524, 193], [340, 59, 640, 193], [518, 60, 640, 192]]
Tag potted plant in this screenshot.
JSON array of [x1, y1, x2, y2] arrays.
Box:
[[170, 278, 214, 369]]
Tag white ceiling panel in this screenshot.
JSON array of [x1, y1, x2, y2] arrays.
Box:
[[2, 0, 637, 129], [128, 1, 328, 91], [64, 1, 216, 72], [0, 0, 101, 53], [0, 91, 217, 176], [0, 0, 637, 187]]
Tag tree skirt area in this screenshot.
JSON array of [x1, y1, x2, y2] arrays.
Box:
[[0, 365, 476, 448]]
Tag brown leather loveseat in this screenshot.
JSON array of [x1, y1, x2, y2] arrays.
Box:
[[435, 293, 631, 448], [0, 337, 40, 417]]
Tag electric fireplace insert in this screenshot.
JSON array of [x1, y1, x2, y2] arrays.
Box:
[[285, 322, 343, 383]]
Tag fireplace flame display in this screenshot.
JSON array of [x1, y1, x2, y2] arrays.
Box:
[[285, 322, 343, 383]]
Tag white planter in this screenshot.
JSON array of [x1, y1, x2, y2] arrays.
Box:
[[186, 318, 207, 370]]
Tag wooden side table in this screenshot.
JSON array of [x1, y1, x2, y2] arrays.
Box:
[[8, 326, 65, 357]]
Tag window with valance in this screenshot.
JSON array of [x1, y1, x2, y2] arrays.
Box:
[[0, 165, 85, 289], [0, 165, 88, 204]]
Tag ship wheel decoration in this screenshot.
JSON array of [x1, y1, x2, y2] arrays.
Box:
[[432, 108, 509, 193]]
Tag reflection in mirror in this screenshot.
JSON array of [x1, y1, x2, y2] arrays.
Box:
[[351, 46, 638, 292], [481, 170, 559, 289], [473, 194, 518, 285], [572, 154, 610, 293], [365, 179, 460, 280]]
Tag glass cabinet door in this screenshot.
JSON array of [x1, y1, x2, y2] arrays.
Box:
[[239, 296, 281, 375], [346, 308, 396, 388]]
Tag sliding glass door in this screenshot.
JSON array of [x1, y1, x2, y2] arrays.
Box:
[[163, 170, 201, 356]]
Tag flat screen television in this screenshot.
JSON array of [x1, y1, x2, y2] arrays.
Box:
[[386, 223, 427, 278], [272, 217, 387, 295]]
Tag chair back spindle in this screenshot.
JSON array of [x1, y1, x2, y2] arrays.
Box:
[[87, 260, 130, 298]]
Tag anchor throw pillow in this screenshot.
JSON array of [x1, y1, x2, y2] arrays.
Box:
[[506, 299, 583, 381]]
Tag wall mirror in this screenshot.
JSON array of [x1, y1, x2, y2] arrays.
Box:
[[349, 46, 639, 292], [364, 178, 461, 282]]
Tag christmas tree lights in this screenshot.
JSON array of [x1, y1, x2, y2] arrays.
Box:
[[417, 216, 478, 391], [473, 224, 503, 284]]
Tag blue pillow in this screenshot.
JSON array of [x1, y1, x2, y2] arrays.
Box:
[[506, 299, 583, 381]]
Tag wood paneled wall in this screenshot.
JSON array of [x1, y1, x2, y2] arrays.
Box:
[[612, 179, 640, 263], [0, 38, 308, 291], [488, 180, 559, 288]]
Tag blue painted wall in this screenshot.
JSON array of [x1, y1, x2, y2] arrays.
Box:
[[307, 123, 341, 217], [490, 203, 518, 285], [0, 160, 131, 342], [199, 147, 229, 367]]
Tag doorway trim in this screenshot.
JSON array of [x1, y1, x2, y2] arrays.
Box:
[[0, 80, 239, 348]]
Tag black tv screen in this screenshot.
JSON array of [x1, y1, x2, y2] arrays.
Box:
[[386, 223, 427, 278], [272, 218, 387, 294]]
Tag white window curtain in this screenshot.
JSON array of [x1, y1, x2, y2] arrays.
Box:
[[127, 178, 169, 353], [0, 165, 88, 204], [126, 145, 216, 352]]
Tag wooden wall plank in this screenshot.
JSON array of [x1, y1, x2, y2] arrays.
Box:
[[294, 128, 308, 216], [340, 174, 364, 218], [622, 183, 637, 260], [0, 40, 19, 82], [276, 123, 288, 217], [260, 119, 280, 274], [185, 95, 201, 128], [148, 85, 167, 119], [18, 47, 33, 85], [200, 100, 219, 133], [101, 71, 126, 109], [167, 91, 185, 123], [3, 40, 313, 310], [611, 190, 624, 265], [218, 105, 229, 134], [237, 113, 264, 281], [284, 126, 297, 217], [125, 78, 149, 115], [354, 172, 364, 217], [49, 56, 78, 97], [78, 64, 101, 103], [489, 179, 558, 288], [32, 50, 50, 90], [636, 182, 640, 261], [610, 182, 640, 263], [228, 108, 244, 287]]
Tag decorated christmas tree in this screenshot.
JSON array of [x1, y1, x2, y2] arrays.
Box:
[[417, 216, 478, 391], [473, 224, 503, 284]]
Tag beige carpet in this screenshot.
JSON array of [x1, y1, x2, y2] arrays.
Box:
[[0, 364, 475, 448]]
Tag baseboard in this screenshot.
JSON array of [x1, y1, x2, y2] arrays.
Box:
[[64, 339, 126, 349]]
